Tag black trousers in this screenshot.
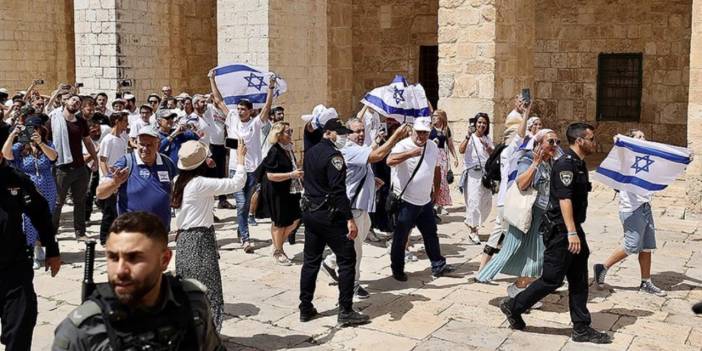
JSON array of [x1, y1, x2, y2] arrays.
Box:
[[0, 264, 37, 351], [299, 210, 356, 312], [99, 195, 117, 245], [511, 224, 592, 330], [207, 144, 228, 202], [85, 167, 100, 219]]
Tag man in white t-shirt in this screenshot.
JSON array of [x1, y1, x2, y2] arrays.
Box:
[[209, 69, 275, 252], [192, 94, 231, 209], [96, 111, 129, 245], [386, 117, 454, 282], [128, 104, 155, 148]]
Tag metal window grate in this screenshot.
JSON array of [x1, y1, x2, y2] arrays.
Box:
[[596, 53, 643, 122]]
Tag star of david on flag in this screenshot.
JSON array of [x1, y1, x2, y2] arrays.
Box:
[[592, 134, 691, 196], [360, 75, 430, 123], [212, 63, 287, 109]]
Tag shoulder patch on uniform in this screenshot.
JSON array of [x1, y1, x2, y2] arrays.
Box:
[[181, 278, 208, 294], [559, 171, 573, 186], [68, 300, 101, 327], [331, 155, 344, 171]]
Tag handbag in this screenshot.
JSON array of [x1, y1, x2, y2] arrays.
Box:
[[447, 169, 454, 184], [384, 145, 426, 230], [503, 182, 538, 234]]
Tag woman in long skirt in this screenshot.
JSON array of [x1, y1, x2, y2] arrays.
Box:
[[459, 113, 494, 245], [476, 129, 560, 298], [172, 141, 247, 331], [430, 109, 458, 216]]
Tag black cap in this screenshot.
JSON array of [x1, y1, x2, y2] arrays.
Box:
[[323, 118, 352, 135]]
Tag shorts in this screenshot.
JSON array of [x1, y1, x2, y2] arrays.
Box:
[[619, 203, 656, 255]]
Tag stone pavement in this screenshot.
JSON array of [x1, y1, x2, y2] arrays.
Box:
[[29, 179, 702, 351]]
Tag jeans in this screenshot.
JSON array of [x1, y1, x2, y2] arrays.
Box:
[[85, 168, 100, 219], [52, 166, 90, 235], [230, 170, 257, 242], [390, 201, 446, 275], [99, 195, 117, 245]]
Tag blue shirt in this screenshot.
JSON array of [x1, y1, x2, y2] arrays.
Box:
[[159, 130, 199, 165], [341, 143, 376, 213], [110, 152, 175, 230]]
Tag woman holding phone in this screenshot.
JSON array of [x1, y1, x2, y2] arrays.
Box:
[[459, 113, 494, 245]]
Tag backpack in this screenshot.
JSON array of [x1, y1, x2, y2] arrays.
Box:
[[124, 152, 178, 178], [481, 143, 508, 194]]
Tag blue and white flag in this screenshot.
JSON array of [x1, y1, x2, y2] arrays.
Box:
[[592, 134, 692, 196], [360, 75, 430, 124], [212, 63, 287, 109]]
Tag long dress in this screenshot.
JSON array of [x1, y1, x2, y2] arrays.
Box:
[[463, 134, 493, 227], [257, 143, 302, 227], [12, 143, 57, 245], [429, 128, 453, 207], [477, 151, 551, 282]]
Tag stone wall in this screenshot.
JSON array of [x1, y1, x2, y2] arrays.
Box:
[[351, 0, 438, 117], [533, 0, 692, 151], [217, 0, 269, 67], [268, 0, 328, 149], [687, 0, 702, 214], [327, 0, 354, 118], [0, 0, 74, 95]]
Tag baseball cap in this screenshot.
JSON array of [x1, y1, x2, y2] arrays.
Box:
[[139, 104, 153, 112], [137, 125, 160, 138], [323, 118, 352, 135], [156, 109, 177, 119], [413, 117, 431, 132], [123, 93, 136, 101], [112, 98, 126, 107]]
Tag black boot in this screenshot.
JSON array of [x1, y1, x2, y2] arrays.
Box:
[[338, 309, 370, 327]]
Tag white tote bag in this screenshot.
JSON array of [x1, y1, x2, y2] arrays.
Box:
[[503, 183, 538, 234]]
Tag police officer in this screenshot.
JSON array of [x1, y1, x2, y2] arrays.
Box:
[[53, 212, 223, 350], [298, 111, 369, 327], [0, 124, 62, 351], [500, 123, 611, 344]]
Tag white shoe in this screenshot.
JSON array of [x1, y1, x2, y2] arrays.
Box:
[[405, 250, 418, 262], [468, 232, 481, 245]]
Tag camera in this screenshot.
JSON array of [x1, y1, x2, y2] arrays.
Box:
[[17, 126, 35, 144]]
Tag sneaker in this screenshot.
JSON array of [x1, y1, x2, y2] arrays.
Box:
[[218, 200, 235, 209], [468, 232, 481, 245], [593, 263, 607, 287], [499, 298, 525, 330], [639, 280, 667, 297], [242, 241, 255, 254], [248, 217, 258, 226], [432, 264, 456, 279], [440, 207, 449, 215], [300, 308, 319, 322], [532, 301, 544, 309], [571, 327, 612, 344], [392, 271, 408, 282], [338, 309, 370, 327], [75, 232, 87, 242], [287, 232, 296, 245], [32, 259, 41, 270], [507, 283, 525, 298], [322, 261, 339, 283], [34, 245, 45, 261], [366, 229, 383, 242], [354, 283, 370, 300], [405, 250, 418, 262]]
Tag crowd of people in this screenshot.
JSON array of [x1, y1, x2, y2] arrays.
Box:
[[0, 79, 670, 349]]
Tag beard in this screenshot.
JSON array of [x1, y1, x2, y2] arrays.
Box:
[[66, 106, 80, 114], [109, 271, 161, 306]]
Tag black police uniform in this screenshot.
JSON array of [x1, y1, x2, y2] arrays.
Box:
[[0, 158, 60, 351], [52, 274, 224, 350], [509, 147, 592, 330], [299, 138, 356, 314]]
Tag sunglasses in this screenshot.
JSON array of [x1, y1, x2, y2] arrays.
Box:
[[546, 138, 561, 146]]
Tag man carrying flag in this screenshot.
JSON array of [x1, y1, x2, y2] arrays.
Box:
[[592, 129, 693, 296]]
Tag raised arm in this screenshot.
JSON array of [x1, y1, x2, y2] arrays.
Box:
[[369, 124, 410, 163], [258, 75, 276, 123], [387, 146, 422, 167], [517, 100, 531, 138], [208, 69, 230, 115]]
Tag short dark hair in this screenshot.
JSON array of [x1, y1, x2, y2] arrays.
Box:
[[237, 99, 253, 110], [109, 111, 128, 126], [81, 96, 95, 106], [108, 212, 168, 247], [566, 122, 595, 144], [96, 92, 108, 99], [270, 106, 284, 116]]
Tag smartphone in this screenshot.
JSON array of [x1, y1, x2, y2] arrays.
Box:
[[469, 125, 477, 134], [521, 88, 531, 105], [225, 138, 239, 149], [379, 122, 388, 134]]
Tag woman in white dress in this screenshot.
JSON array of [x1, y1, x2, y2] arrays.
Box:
[[459, 113, 494, 245]]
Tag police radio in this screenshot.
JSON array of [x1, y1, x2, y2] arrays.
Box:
[[81, 240, 97, 302]]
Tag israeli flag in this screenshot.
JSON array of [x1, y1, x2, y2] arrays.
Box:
[[212, 63, 287, 109], [360, 75, 430, 123], [592, 134, 692, 196]]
